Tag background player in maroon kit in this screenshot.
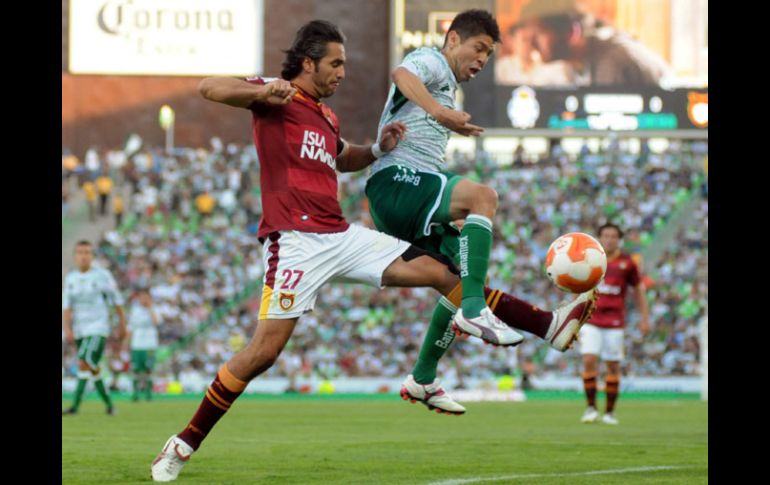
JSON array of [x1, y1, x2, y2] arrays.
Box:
[[579, 223, 650, 425]]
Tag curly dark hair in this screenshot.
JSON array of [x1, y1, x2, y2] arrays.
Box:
[[598, 223, 624, 239], [281, 20, 346, 80], [443, 9, 501, 46]]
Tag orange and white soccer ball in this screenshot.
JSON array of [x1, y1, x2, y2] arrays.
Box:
[[545, 232, 607, 293]]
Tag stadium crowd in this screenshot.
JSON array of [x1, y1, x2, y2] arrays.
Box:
[[62, 138, 708, 386]]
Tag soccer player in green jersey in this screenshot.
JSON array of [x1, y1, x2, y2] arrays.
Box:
[[62, 240, 127, 415], [366, 10, 596, 414], [128, 288, 160, 402]]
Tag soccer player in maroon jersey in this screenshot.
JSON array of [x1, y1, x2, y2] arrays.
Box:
[[579, 223, 650, 425], [151, 20, 596, 481]]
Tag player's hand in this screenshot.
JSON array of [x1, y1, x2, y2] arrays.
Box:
[[639, 318, 650, 337], [259, 80, 298, 105], [378, 122, 407, 152], [434, 106, 484, 136]]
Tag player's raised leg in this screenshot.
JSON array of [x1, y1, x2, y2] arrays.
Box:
[[448, 179, 522, 346]]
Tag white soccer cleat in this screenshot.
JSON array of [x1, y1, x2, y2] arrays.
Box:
[[400, 374, 466, 415], [151, 435, 194, 482], [581, 407, 600, 423], [452, 307, 524, 347], [546, 289, 598, 351], [602, 413, 619, 425]]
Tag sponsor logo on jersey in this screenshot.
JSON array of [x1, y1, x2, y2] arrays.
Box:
[[597, 283, 622, 295], [279, 292, 295, 311], [300, 130, 336, 170], [392, 171, 421, 186]]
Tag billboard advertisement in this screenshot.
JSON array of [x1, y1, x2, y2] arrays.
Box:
[[69, 0, 264, 76], [392, 0, 707, 130]]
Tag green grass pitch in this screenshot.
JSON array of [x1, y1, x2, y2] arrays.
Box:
[[62, 394, 707, 484]]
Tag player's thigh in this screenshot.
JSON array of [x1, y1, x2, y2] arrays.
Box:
[[146, 351, 156, 371], [578, 324, 602, 357], [131, 350, 147, 373], [80, 336, 106, 369], [331, 224, 412, 288], [365, 165, 456, 241], [447, 177, 498, 220], [600, 329, 625, 362]]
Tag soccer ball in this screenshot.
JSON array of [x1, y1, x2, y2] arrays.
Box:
[[545, 232, 607, 293]]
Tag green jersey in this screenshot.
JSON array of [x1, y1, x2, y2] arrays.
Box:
[[63, 266, 124, 339], [371, 47, 458, 175]]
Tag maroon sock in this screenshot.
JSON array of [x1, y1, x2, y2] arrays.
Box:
[[605, 375, 620, 413], [583, 372, 597, 408], [177, 365, 247, 450], [484, 287, 553, 338]]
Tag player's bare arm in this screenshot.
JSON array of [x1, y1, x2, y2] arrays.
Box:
[[115, 305, 128, 341], [199, 77, 297, 108], [391, 67, 483, 136], [336, 122, 407, 172], [63, 308, 74, 344], [635, 284, 650, 336]]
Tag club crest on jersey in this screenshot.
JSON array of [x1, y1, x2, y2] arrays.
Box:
[[279, 292, 295, 311], [619, 262, 627, 269]]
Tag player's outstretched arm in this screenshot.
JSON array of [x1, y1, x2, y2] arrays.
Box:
[[392, 68, 483, 136], [635, 284, 650, 336], [336, 122, 406, 172], [199, 78, 297, 108], [63, 309, 74, 344]]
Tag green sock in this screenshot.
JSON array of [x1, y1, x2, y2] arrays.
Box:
[[94, 378, 113, 409], [145, 378, 153, 401], [459, 214, 493, 318], [71, 377, 88, 410], [132, 377, 140, 401], [412, 297, 457, 384]]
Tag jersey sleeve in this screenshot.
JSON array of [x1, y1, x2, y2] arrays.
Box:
[[399, 49, 444, 87], [245, 76, 272, 115]]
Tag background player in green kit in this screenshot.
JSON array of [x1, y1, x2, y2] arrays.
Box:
[[128, 288, 160, 402], [366, 10, 596, 414], [62, 240, 127, 415]]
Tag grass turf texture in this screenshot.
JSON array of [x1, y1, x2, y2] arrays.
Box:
[[62, 396, 707, 484]]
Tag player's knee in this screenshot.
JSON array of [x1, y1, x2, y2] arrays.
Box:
[[472, 185, 498, 212]]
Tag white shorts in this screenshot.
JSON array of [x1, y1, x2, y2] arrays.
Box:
[[578, 324, 625, 361], [259, 224, 410, 320]]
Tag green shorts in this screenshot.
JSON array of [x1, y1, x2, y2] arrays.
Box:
[[365, 165, 464, 264], [131, 350, 156, 373], [76, 336, 107, 371]]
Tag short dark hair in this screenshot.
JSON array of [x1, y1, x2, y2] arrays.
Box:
[[75, 240, 92, 248], [598, 223, 624, 239], [281, 20, 346, 80], [444, 9, 501, 46]]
